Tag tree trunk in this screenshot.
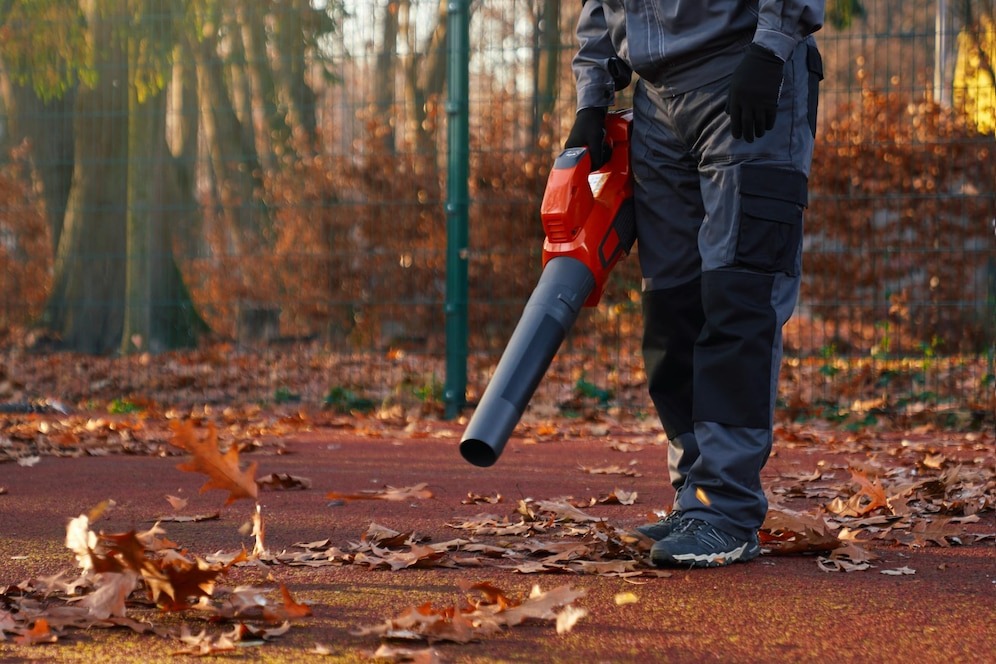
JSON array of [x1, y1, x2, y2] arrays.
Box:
[[167, 43, 200, 255], [41, 0, 128, 354], [374, 0, 401, 153], [224, 4, 262, 174], [239, 0, 291, 167], [533, 0, 561, 143], [121, 33, 206, 354], [399, 0, 450, 171], [189, 22, 270, 255], [274, 0, 318, 151]]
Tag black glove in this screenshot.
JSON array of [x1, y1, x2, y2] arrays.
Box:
[[565, 106, 609, 170], [726, 44, 786, 142]]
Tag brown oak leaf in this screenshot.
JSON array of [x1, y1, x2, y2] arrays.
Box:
[[15, 618, 57, 645], [262, 584, 313, 623], [170, 420, 258, 505]]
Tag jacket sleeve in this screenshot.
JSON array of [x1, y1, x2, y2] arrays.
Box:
[[572, 0, 618, 111], [753, 1, 825, 61]]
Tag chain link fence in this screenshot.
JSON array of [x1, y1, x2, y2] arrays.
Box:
[[0, 1, 992, 421]]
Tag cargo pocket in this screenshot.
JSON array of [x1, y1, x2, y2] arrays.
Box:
[[734, 165, 807, 275], [806, 43, 824, 137]]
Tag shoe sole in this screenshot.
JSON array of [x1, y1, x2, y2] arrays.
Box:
[[650, 541, 760, 568]]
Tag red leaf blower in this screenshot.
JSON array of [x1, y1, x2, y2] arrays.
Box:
[[460, 109, 635, 467]]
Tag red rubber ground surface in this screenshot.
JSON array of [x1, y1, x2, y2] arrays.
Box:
[[1, 422, 993, 662]]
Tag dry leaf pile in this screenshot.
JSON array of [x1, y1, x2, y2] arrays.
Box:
[[353, 581, 588, 644], [1, 509, 310, 653], [260, 498, 669, 582], [754, 425, 995, 572], [0, 402, 306, 465]]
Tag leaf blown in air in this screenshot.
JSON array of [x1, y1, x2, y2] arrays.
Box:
[[170, 420, 258, 505]]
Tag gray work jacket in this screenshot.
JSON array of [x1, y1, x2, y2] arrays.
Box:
[[574, 0, 825, 107]]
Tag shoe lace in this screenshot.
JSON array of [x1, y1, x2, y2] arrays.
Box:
[[673, 517, 708, 535]]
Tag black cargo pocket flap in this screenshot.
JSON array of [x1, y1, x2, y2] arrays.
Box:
[[740, 195, 801, 225], [741, 166, 809, 208]]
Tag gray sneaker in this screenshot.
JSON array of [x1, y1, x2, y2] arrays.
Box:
[[634, 510, 682, 541], [650, 518, 760, 568]]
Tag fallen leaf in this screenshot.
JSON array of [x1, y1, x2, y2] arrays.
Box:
[[881, 566, 916, 575], [310, 643, 334, 655], [262, 584, 312, 622], [459, 581, 517, 610], [154, 555, 226, 610], [165, 495, 188, 511], [828, 468, 890, 517], [257, 473, 312, 491], [154, 513, 220, 523], [760, 505, 841, 554], [228, 620, 292, 641], [326, 482, 433, 502], [571, 560, 639, 576], [614, 592, 639, 605], [817, 557, 871, 573], [608, 441, 643, 452], [356, 583, 584, 645], [555, 605, 588, 634], [535, 423, 558, 437], [75, 571, 138, 619], [361, 523, 414, 547], [371, 643, 444, 663], [499, 584, 587, 627], [170, 420, 258, 506], [461, 492, 503, 505], [532, 500, 603, 523], [172, 626, 237, 656], [65, 514, 98, 572], [579, 464, 642, 477], [14, 618, 57, 645], [251, 504, 267, 557], [602, 489, 637, 505]]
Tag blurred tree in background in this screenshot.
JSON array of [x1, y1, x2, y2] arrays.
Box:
[[0, 0, 992, 358], [0, 0, 336, 353]]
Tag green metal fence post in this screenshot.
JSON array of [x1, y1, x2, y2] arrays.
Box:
[[444, 0, 470, 419]]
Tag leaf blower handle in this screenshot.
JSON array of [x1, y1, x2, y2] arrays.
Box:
[[459, 110, 635, 467]]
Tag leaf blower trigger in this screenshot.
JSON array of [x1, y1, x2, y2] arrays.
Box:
[[460, 110, 635, 467]]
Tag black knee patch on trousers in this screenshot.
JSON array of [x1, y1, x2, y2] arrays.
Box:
[[693, 269, 776, 430], [642, 278, 705, 439]]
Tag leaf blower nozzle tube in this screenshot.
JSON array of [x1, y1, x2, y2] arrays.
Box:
[[459, 256, 596, 467]]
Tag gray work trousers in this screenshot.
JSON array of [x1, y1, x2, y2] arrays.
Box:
[[634, 38, 822, 541]]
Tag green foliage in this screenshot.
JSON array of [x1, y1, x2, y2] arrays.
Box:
[[574, 375, 612, 406], [273, 386, 301, 404], [410, 376, 443, 405], [0, 0, 95, 100], [872, 322, 891, 359], [818, 344, 841, 377], [126, 0, 181, 103], [108, 398, 143, 414], [826, 0, 867, 30], [323, 386, 375, 413]]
